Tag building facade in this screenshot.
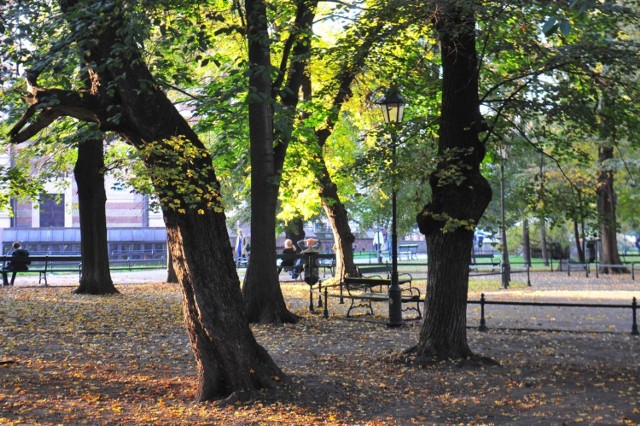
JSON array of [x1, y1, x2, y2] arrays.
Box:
[[1, 149, 166, 257]]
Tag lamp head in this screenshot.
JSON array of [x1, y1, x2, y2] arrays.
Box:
[[375, 88, 407, 124]]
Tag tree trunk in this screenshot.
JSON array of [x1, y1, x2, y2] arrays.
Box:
[[409, 3, 492, 363], [73, 134, 117, 295], [540, 217, 549, 266], [574, 219, 585, 263], [597, 146, 626, 273], [522, 218, 531, 266], [11, 0, 283, 402], [241, 0, 299, 324], [284, 218, 305, 246], [310, 21, 388, 282], [166, 246, 178, 283], [319, 166, 358, 281]]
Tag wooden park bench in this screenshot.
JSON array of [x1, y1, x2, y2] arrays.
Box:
[[398, 244, 418, 260], [323, 263, 423, 320], [276, 252, 336, 279], [469, 254, 500, 272], [1, 255, 82, 286]]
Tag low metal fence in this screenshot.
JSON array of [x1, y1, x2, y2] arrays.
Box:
[[469, 293, 639, 335]]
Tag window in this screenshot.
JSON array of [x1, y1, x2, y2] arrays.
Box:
[[39, 194, 65, 227]]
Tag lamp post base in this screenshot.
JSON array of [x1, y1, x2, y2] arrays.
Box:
[[387, 285, 403, 327]]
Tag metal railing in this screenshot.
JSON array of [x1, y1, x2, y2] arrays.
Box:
[[470, 293, 639, 335]]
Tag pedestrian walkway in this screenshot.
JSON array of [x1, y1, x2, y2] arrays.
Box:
[[467, 271, 640, 334], [4, 269, 639, 334]]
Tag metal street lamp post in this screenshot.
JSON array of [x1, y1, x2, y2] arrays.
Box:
[[376, 89, 407, 328]]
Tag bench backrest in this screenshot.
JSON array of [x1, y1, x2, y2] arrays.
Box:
[[276, 253, 335, 264], [356, 264, 390, 278], [344, 276, 391, 293]]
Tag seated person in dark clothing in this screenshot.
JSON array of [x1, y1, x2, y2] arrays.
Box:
[[278, 239, 297, 275], [2, 242, 31, 286], [291, 238, 320, 280]]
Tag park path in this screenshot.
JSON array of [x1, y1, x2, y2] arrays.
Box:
[[6, 268, 639, 334], [468, 271, 639, 334]]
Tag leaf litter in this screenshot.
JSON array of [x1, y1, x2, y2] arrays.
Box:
[[0, 276, 638, 425]]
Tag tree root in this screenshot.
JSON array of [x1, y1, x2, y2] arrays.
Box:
[[202, 373, 287, 406], [209, 389, 255, 407], [389, 345, 500, 368]]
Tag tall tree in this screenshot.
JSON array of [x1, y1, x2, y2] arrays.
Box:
[[73, 128, 117, 294], [241, 0, 318, 323], [8, 0, 281, 402], [410, 1, 492, 362]]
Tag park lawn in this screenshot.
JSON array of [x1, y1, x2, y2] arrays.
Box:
[[0, 281, 638, 425]]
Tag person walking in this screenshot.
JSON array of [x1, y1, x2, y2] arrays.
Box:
[[372, 227, 385, 263], [234, 229, 244, 260]]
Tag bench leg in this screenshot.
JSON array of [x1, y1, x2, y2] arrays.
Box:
[[346, 298, 374, 318], [308, 285, 315, 313]]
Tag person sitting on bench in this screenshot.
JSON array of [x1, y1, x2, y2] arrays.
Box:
[[278, 239, 297, 275], [291, 238, 320, 280], [2, 242, 31, 286]]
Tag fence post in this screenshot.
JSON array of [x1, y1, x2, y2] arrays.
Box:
[[595, 260, 599, 278], [632, 263, 635, 281], [479, 293, 488, 332], [632, 297, 639, 336], [585, 263, 589, 278], [309, 281, 316, 313], [323, 288, 329, 319]]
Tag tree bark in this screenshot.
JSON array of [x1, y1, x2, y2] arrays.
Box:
[[523, 218, 531, 266], [284, 218, 305, 246], [241, 0, 299, 324], [310, 20, 388, 282], [11, 0, 282, 402], [409, 3, 492, 363], [574, 219, 585, 263], [597, 145, 626, 273], [73, 133, 117, 295], [540, 217, 549, 266], [166, 247, 178, 283], [318, 165, 357, 281]]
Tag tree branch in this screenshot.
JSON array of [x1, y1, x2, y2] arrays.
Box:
[[9, 86, 101, 143]]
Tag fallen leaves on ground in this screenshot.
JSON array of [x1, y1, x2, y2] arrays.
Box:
[[0, 281, 638, 425]]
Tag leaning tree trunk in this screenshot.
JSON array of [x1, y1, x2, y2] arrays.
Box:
[[597, 145, 627, 273], [311, 20, 388, 282], [73, 133, 117, 295], [319, 166, 358, 281], [241, 0, 299, 324], [132, 95, 284, 404], [408, 3, 492, 363], [11, 0, 283, 402]]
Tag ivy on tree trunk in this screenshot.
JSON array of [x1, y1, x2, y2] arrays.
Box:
[[9, 0, 282, 402], [409, 2, 493, 364]]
